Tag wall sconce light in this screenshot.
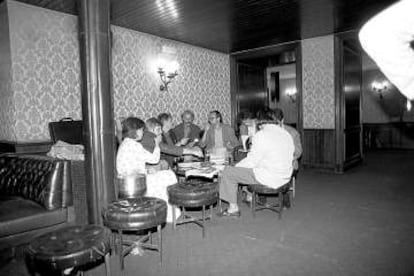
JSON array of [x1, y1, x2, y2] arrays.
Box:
[[285, 87, 297, 103], [371, 80, 388, 99], [156, 46, 179, 91]]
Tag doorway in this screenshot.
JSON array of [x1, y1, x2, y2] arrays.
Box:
[[230, 42, 302, 133]]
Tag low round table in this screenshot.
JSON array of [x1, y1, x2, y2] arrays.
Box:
[[167, 179, 219, 238], [25, 225, 111, 276], [103, 197, 167, 270]]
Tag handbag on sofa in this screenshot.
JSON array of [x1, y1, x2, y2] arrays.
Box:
[[49, 117, 83, 145]]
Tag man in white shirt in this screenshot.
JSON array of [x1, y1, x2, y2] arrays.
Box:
[[219, 112, 294, 216], [359, 0, 414, 101]]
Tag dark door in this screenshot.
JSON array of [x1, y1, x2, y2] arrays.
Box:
[[237, 63, 266, 115], [343, 41, 363, 165]]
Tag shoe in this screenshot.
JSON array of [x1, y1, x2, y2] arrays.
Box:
[[217, 208, 241, 218]]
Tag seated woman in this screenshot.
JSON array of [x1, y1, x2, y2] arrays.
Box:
[[116, 117, 180, 222], [158, 113, 203, 167], [199, 110, 240, 160]]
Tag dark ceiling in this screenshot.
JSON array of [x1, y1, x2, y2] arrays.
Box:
[[12, 0, 397, 53]]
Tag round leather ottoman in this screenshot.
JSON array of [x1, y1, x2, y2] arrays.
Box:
[[102, 197, 167, 269], [25, 225, 111, 276], [167, 180, 218, 238]]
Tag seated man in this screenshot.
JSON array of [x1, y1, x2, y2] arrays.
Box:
[[199, 110, 240, 159], [268, 108, 302, 171], [172, 110, 201, 147], [219, 111, 294, 216], [158, 112, 203, 167]]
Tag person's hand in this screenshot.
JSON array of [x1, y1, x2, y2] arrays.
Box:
[[179, 137, 190, 146], [187, 141, 197, 148], [189, 147, 204, 158], [203, 123, 211, 132], [146, 166, 157, 174], [159, 160, 169, 170], [154, 135, 162, 146], [193, 147, 204, 158], [225, 141, 233, 150]]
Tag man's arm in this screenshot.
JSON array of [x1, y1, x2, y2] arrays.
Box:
[[359, 0, 414, 100], [290, 128, 302, 160], [225, 125, 241, 149], [236, 132, 264, 168], [159, 141, 184, 156]]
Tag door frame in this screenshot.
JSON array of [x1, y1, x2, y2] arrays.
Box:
[[229, 42, 303, 136], [334, 31, 364, 172]]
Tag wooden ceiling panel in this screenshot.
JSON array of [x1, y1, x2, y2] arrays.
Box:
[[12, 0, 398, 53]]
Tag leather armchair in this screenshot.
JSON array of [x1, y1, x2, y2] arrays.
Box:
[[0, 154, 75, 250]]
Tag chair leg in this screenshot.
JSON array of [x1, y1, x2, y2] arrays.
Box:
[[278, 191, 283, 220], [252, 192, 256, 218], [172, 205, 176, 230], [157, 224, 162, 264], [217, 199, 223, 214], [118, 230, 124, 270], [202, 205, 206, 238], [105, 252, 111, 276]]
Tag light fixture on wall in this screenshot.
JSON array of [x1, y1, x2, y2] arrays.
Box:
[[285, 87, 297, 103], [156, 46, 179, 91], [371, 80, 388, 99], [407, 99, 412, 111]]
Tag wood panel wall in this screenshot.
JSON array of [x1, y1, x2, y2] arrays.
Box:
[[363, 123, 414, 150], [302, 129, 336, 171]]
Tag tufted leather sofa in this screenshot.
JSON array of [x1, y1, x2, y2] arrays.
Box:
[[0, 154, 75, 250]]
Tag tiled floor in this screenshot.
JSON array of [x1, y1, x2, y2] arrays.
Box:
[[1, 150, 414, 276]]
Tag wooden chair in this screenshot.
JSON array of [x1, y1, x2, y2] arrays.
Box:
[[247, 173, 296, 219]]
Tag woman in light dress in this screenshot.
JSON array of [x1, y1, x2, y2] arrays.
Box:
[[116, 117, 180, 223]]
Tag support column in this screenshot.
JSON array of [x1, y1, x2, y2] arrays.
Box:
[[77, 0, 115, 224]]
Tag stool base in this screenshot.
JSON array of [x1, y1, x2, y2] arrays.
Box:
[[113, 225, 162, 270], [171, 205, 214, 238]]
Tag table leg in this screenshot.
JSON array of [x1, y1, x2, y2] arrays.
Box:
[[172, 205, 176, 230], [105, 253, 111, 276], [119, 230, 124, 270], [202, 205, 206, 238], [157, 224, 162, 264]]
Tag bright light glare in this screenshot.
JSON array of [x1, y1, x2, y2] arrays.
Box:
[[286, 88, 297, 96]]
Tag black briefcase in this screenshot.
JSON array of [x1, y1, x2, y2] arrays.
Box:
[[48, 117, 83, 144]]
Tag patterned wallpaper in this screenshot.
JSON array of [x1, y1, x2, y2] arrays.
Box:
[[8, 0, 81, 141], [111, 26, 230, 127], [302, 35, 335, 129], [0, 2, 15, 141], [3, 1, 230, 142]]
